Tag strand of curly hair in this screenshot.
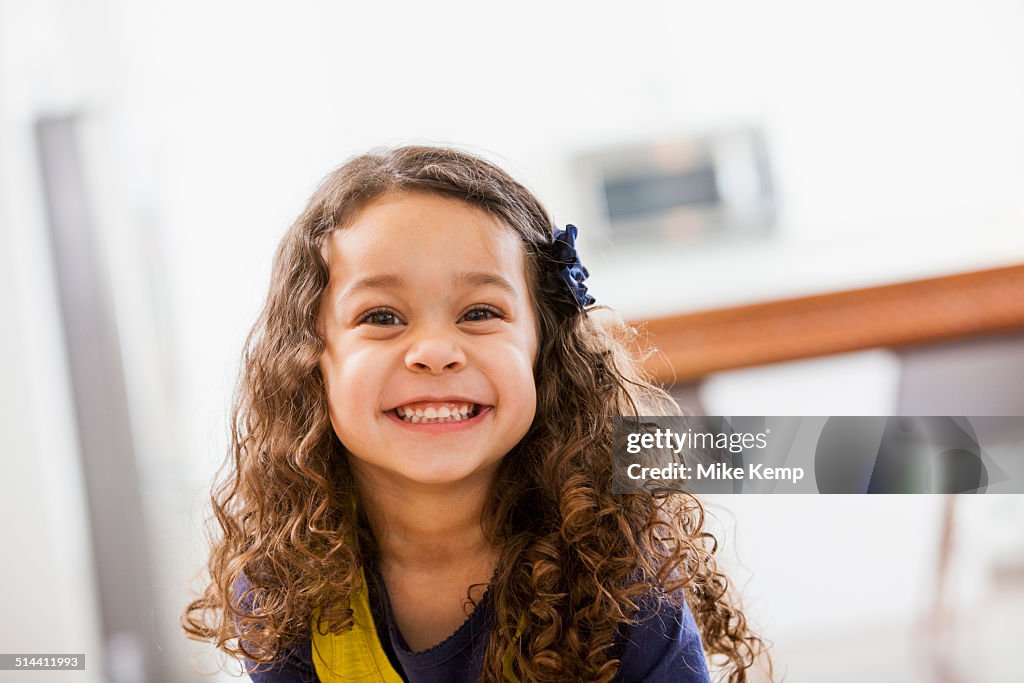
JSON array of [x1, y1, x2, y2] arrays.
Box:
[[181, 145, 773, 682]]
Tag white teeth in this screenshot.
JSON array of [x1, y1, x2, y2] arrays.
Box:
[[394, 402, 480, 423]]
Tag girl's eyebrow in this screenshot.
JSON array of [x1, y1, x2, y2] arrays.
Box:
[[339, 271, 516, 302], [454, 271, 517, 296], [340, 274, 404, 302]]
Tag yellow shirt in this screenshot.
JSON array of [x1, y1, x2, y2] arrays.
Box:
[[310, 566, 521, 682]]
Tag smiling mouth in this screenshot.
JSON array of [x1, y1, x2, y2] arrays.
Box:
[[389, 403, 484, 424]]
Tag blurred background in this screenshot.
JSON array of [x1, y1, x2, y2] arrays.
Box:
[[2, 0, 1023, 681]]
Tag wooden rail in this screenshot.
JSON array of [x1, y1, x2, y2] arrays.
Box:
[[627, 263, 1024, 383]]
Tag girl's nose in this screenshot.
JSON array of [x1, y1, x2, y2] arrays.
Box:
[[404, 331, 467, 374]]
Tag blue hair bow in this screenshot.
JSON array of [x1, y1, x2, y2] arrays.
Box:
[[550, 223, 595, 308]]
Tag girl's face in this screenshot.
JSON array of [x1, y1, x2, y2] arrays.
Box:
[[318, 191, 540, 489]]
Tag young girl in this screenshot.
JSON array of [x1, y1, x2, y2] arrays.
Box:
[[182, 145, 769, 682]]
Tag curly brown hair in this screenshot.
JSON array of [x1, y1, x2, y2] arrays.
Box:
[[181, 144, 772, 682]]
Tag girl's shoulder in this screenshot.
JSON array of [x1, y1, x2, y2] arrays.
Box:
[[242, 640, 317, 683], [613, 590, 711, 683], [232, 572, 318, 682]]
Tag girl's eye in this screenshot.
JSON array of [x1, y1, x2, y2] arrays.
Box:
[[462, 306, 502, 323], [360, 308, 404, 326]]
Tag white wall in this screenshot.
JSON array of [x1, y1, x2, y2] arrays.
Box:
[[0, 2, 104, 679], [101, 0, 1024, 323], [0, 160, 105, 683]]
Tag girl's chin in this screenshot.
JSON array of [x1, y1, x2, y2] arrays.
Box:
[[344, 448, 503, 485], [396, 463, 499, 488]]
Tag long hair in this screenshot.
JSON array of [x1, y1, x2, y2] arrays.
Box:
[[181, 144, 771, 682]]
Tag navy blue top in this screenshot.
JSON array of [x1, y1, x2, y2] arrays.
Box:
[[240, 558, 710, 683]]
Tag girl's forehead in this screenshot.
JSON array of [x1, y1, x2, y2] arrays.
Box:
[[327, 193, 514, 256], [321, 192, 534, 293]]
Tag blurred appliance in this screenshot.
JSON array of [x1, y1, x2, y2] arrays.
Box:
[[573, 129, 776, 247]]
